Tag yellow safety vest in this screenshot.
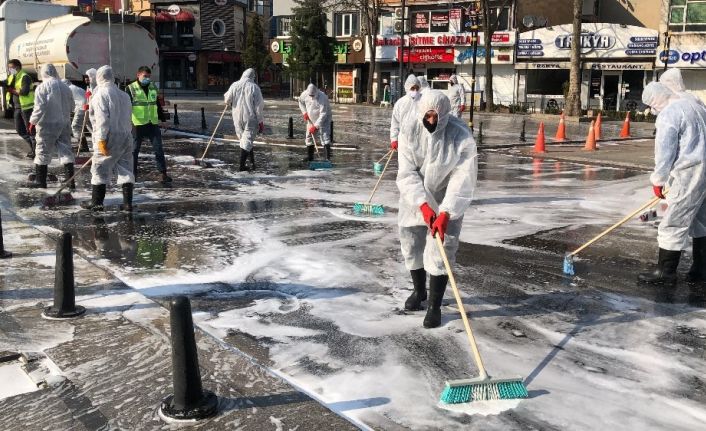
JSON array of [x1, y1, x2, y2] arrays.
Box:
[[128, 81, 159, 125], [5, 70, 35, 110]]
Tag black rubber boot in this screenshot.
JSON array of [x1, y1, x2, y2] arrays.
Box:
[[303, 145, 315, 162], [81, 184, 106, 211], [404, 269, 427, 311], [63, 163, 75, 191], [79, 136, 89, 152], [239, 148, 249, 171], [119, 183, 134, 212], [638, 248, 682, 285], [28, 164, 48, 188], [324, 144, 332, 161], [423, 275, 448, 328], [687, 237, 706, 283], [160, 171, 173, 184], [249, 149, 256, 171]]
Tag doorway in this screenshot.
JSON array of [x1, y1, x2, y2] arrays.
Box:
[[601, 73, 621, 111]]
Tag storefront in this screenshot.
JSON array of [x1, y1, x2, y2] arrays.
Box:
[[333, 37, 366, 103], [516, 23, 659, 111], [657, 37, 706, 101]]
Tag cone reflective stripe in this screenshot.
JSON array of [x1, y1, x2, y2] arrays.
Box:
[[42, 232, 85, 319], [594, 112, 602, 141], [619, 112, 631, 138], [159, 296, 217, 422], [554, 113, 567, 141], [0, 209, 12, 259], [583, 120, 597, 151], [533, 122, 546, 153]]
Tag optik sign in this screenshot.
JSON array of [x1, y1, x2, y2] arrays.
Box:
[[555, 32, 615, 53]]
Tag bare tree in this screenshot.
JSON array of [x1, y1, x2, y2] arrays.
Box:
[[564, 0, 582, 116], [480, 0, 512, 112]]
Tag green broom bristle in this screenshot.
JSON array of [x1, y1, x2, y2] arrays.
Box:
[[353, 202, 384, 215], [373, 162, 383, 175], [309, 160, 333, 170], [440, 380, 528, 404]]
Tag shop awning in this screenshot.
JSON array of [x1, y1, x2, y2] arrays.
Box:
[[154, 10, 195, 22]]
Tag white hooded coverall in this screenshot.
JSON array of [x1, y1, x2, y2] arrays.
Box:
[[224, 68, 264, 151], [659, 68, 705, 106], [642, 82, 706, 251], [396, 90, 478, 275], [390, 74, 421, 145], [446, 74, 465, 119], [31, 64, 75, 166], [418, 75, 430, 94], [298, 84, 331, 147], [89, 66, 135, 186], [62, 79, 89, 141]]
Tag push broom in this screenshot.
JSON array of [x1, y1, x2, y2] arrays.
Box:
[[353, 150, 393, 215], [195, 104, 229, 168], [374, 150, 392, 175], [74, 109, 91, 165], [563, 193, 666, 275], [41, 158, 93, 208], [305, 118, 333, 170], [436, 234, 528, 404]]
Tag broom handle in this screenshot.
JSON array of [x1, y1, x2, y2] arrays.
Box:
[[570, 194, 665, 257], [199, 104, 229, 162], [435, 234, 489, 380], [306, 118, 320, 155], [52, 157, 92, 197], [75, 108, 90, 156], [376, 149, 393, 164], [366, 150, 394, 204]]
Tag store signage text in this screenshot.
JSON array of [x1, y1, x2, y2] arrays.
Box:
[[402, 47, 454, 63], [376, 33, 514, 48], [555, 32, 615, 50], [660, 49, 706, 65], [456, 47, 492, 62]]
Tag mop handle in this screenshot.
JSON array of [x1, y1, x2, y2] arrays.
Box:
[[570, 194, 665, 257], [306, 118, 320, 155], [75, 109, 90, 156], [366, 150, 394, 204], [376, 149, 393, 164], [52, 158, 93, 196], [435, 234, 489, 380], [199, 104, 229, 162]]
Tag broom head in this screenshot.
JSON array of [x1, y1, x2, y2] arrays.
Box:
[[563, 254, 575, 275], [440, 376, 528, 404], [353, 202, 384, 216], [309, 160, 333, 170], [41, 192, 74, 208], [194, 158, 213, 168], [75, 156, 91, 165], [373, 162, 383, 176]]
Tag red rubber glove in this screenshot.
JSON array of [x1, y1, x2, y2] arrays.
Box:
[[258, 122, 264, 133], [460, 105, 466, 113], [391, 140, 398, 150], [308, 124, 318, 134], [431, 212, 450, 242], [420, 203, 436, 229], [653, 185, 665, 199], [27, 123, 35, 134], [303, 112, 310, 122], [82, 103, 89, 110]]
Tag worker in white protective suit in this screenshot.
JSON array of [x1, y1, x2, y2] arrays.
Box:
[[389, 74, 420, 151], [446, 74, 466, 118], [659, 68, 705, 106], [81, 65, 135, 212], [298, 83, 332, 162], [224, 68, 264, 171], [638, 82, 706, 285], [418, 75, 430, 94], [62, 78, 90, 151], [28, 64, 75, 189], [396, 90, 478, 328]]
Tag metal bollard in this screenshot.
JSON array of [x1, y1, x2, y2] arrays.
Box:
[[330, 120, 334, 144], [0, 209, 12, 259], [287, 116, 294, 139], [520, 119, 526, 142], [173, 104, 180, 126], [477, 121, 483, 145], [200, 107, 207, 130], [159, 296, 218, 422], [42, 232, 85, 319]]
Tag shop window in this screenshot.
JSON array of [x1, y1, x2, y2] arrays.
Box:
[[249, 0, 265, 15], [178, 21, 194, 48], [486, 6, 511, 31], [212, 19, 226, 37], [669, 0, 706, 32], [156, 22, 174, 47], [335, 12, 359, 37], [278, 17, 292, 37]]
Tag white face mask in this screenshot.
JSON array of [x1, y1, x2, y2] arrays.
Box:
[[408, 90, 419, 100], [8, 68, 17, 75]]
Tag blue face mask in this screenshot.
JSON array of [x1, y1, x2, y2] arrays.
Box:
[[140, 77, 151, 85]]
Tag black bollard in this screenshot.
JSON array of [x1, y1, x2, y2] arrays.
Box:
[[1, 210, 12, 259], [173, 104, 180, 126], [330, 120, 334, 144], [159, 296, 217, 422], [287, 116, 294, 139], [520, 119, 526, 142], [42, 232, 85, 319], [477, 121, 483, 145], [200, 107, 207, 130]]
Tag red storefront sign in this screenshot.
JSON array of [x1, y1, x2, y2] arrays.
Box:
[[491, 33, 511, 43], [401, 47, 455, 63]]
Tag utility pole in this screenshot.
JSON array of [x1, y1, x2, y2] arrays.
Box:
[[468, 1, 480, 131], [398, 0, 406, 98]]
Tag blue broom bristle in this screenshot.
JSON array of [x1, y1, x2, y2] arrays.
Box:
[[309, 161, 333, 170], [563, 255, 575, 275], [373, 163, 383, 175], [440, 380, 528, 404], [353, 203, 384, 215]]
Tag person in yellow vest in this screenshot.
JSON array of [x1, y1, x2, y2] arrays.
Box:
[[1, 59, 36, 158], [126, 66, 171, 184]]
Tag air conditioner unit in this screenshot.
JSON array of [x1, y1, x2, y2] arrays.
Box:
[[394, 7, 408, 19], [393, 20, 409, 33]]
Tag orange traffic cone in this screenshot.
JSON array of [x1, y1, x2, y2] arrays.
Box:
[[583, 120, 597, 151], [619, 112, 631, 138], [555, 113, 567, 141], [594, 112, 602, 141], [533, 122, 546, 153]]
